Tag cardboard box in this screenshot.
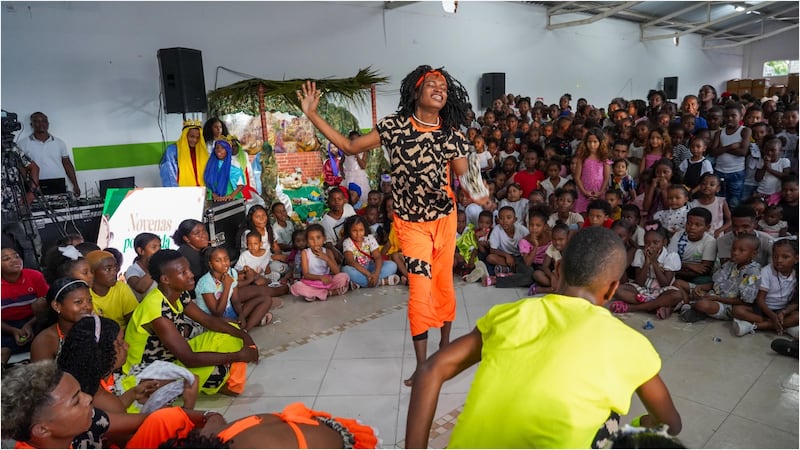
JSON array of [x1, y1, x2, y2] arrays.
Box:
[[726, 79, 740, 92], [738, 79, 753, 88], [789, 73, 799, 92], [752, 79, 766, 87], [751, 87, 766, 98], [768, 85, 786, 97]]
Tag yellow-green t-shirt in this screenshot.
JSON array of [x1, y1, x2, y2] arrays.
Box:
[[449, 294, 661, 449], [91, 282, 139, 329]]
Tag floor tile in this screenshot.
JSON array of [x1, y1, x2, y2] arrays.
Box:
[[245, 359, 329, 397], [318, 358, 403, 395], [313, 394, 400, 445], [732, 355, 799, 435], [333, 328, 407, 359], [621, 394, 729, 448], [268, 333, 341, 361], [704, 414, 799, 449], [225, 395, 317, 419]]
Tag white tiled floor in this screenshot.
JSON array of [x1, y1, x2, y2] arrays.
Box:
[[193, 279, 799, 448]]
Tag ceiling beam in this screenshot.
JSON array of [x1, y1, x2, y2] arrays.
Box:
[[702, 3, 799, 39], [702, 23, 799, 49], [641, 1, 778, 41], [383, 1, 420, 10], [547, 1, 642, 30], [640, 1, 708, 29], [548, 4, 601, 17], [546, 2, 577, 15]]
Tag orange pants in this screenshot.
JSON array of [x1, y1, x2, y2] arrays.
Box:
[[393, 209, 457, 337], [124, 407, 195, 448]]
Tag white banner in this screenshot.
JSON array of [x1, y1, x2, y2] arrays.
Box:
[[96, 187, 206, 269]]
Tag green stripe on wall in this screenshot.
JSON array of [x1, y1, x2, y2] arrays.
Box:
[[73, 142, 164, 171]]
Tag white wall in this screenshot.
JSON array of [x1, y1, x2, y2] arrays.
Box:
[[2, 1, 745, 191], [742, 27, 800, 80]]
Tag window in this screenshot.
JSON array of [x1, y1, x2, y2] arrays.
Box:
[[763, 60, 800, 77]]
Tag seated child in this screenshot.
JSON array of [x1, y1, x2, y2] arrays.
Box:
[[289, 224, 350, 301], [362, 204, 382, 235], [652, 184, 690, 237], [688, 173, 731, 238], [498, 183, 529, 226], [605, 189, 623, 220], [235, 231, 281, 285], [270, 202, 296, 252], [464, 210, 495, 282], [540, 160, 568, 203], [717, 205, 775, 267], [621, 204, 645, 248], [489, 207, 550, 289], [609, 159, 637, 204], [287, 229, 307, 281], [679, 234, 761, 323], [758, 205, 788, 238], [608, 222, 683, 320], [196, 247, 273, 332], [341, 215, 399, 289], [611, 219, 637, 283], [582, 199, 614, 229], [532, 222, 569, 294], [454, 210, 477, 275], [548, 188, 584, 230], [679, 136, 713, 193], [732, 239, 798, 337], [86, 250, 138, 329], [484, 206, 529, 286], [668, 207, 717, 294], [321, 187, 356, 250], [125, 233, 161, 301]]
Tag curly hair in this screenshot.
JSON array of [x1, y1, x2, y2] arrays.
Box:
[[57, 315, 120, 397], [1, 360, 65, 442], [397, 65, 470, 130], [159, 430, 229, 449], [203, 117, 229, 144], [562, 227, 625, 288]]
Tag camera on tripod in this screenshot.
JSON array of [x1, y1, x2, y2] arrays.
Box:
[[2, 110, 22, 148]]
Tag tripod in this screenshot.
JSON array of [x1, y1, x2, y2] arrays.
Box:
[[0, 138, 59, 269]]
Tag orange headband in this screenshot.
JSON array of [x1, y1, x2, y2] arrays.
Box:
[[415, 70, 446, 88]]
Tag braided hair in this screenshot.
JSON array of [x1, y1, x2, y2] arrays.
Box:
[[57, 315, 120, 396], [397, 65, 470, 130]]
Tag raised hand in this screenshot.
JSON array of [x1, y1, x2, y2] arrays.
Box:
[[298, 81, 322, 116]]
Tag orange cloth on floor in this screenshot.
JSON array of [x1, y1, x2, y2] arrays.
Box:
[[124, 407, 195, 449], [392, 207, 458, 337]]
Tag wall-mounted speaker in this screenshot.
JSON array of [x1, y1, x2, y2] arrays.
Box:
[[663, 76, 679, 100], [480, 72, 506, 110], [157, 48, 208, 114]]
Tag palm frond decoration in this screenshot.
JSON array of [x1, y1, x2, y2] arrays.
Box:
[[208, 67, 389, 117]]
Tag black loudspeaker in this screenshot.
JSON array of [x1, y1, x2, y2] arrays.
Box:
[[157, 48, 208, 113], [480, 72, 506, 109], [663, 77, 679, 100]]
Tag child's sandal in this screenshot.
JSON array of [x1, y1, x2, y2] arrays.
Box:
[[608, 301, 629, 314]]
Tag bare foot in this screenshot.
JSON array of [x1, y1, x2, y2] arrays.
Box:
[[403, 372, 415, 387], [259, 312, 273, 327]]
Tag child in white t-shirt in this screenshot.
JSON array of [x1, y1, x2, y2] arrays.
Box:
[[235, 231, 280, 285]]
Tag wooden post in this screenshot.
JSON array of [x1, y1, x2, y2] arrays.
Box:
[[258, 84, 277, 207]]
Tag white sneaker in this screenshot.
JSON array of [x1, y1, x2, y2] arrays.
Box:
[[733, 318, 757, 337], [785, 326, 799, 339]]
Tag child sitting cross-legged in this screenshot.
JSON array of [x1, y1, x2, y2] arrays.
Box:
[[483, 206, 529, 287], [669, 207, 717, 295], [289, 224, 350, 301], [678, 234, 761, 323], [531, 222, 569, 294], [341, 215, 399, 289], [608, 222, 683, 320], [547, 188, 584, 230], [732, 239, 799, 337]]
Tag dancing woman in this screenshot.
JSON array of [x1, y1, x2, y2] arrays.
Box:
[[299, 65, 484, 385]]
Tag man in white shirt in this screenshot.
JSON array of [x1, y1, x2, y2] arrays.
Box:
[[17, 112, 80, 197]]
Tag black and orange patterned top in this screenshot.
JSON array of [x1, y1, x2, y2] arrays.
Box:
[[376, 113, 469, 222]]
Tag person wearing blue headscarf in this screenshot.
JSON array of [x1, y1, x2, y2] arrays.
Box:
[[204, 140, 245, 202]]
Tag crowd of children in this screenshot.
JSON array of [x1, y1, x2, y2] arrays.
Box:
[[452, 87, 798, 339]]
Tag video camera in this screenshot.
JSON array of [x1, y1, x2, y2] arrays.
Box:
[[2, 110, 22, 149]]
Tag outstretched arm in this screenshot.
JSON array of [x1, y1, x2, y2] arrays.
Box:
[[299, 81, 380, 156], [405, 328, 483, 448], [636, 374, 682, 435]]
